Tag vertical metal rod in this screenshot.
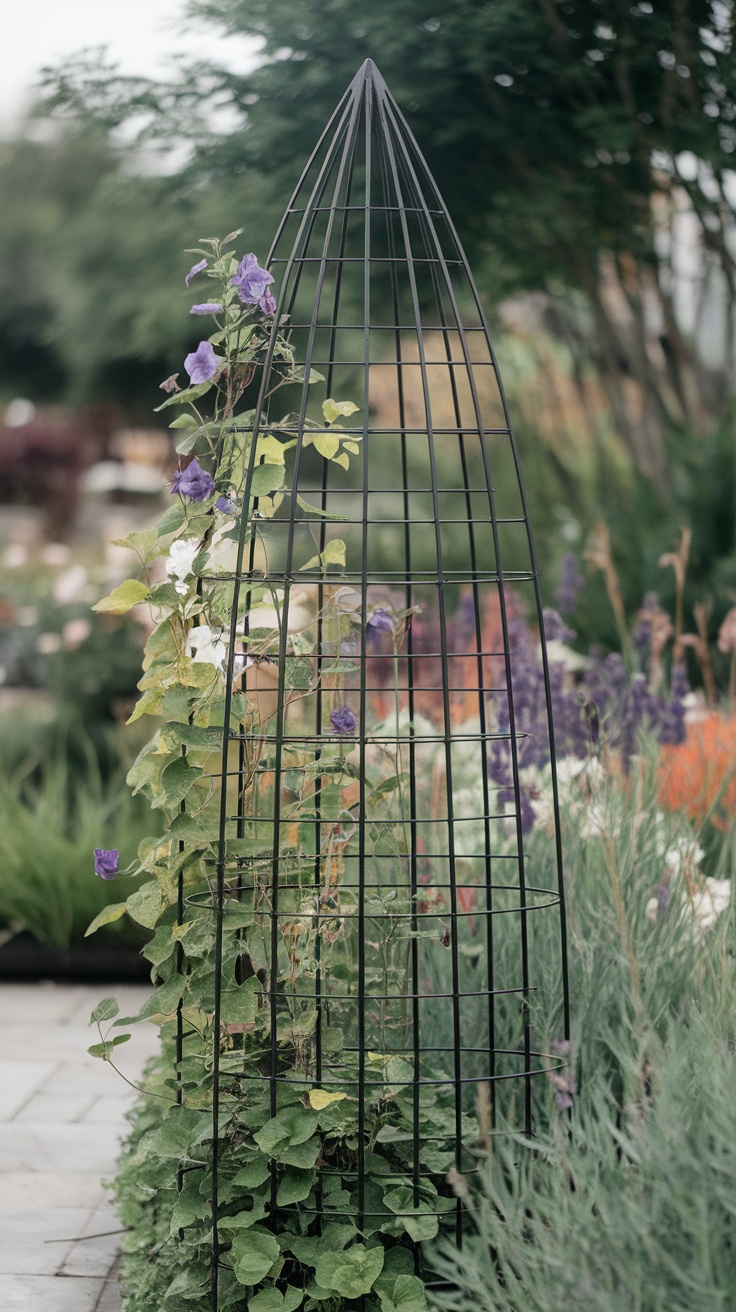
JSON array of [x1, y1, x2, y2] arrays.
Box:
[[374, 78, 465, 1245]]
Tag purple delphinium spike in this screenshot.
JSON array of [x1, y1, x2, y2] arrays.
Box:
[[171, 458, 216, 502], [94, 848, 119, 880], [659, 662, 690, 746], [185, 258, 207, 287], [330, 705, 357, 735], [555, 552, 585, 617], [231, 253, 276, 312], [190, 303, 223, 316], [543, 607, 575, 645], [184, 341, 222, 385]]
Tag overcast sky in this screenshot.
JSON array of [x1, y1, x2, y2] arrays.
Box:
[[1, 0, 261, 128]]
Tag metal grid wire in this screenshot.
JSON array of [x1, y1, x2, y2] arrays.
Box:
[[191, 59, 569, 1304]]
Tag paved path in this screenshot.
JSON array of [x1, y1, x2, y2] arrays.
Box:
[[0, 982, 158, 1311]]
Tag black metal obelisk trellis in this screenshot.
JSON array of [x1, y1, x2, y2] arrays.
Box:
[[201, 59, 569, 1307]]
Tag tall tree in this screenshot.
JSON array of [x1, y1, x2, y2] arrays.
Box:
[[40, 0, 736, 490]]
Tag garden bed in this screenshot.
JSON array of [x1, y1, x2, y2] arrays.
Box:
[[0, 930, 149, 983]]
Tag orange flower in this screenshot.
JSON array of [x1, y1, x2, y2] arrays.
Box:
[[658, 712, 736, 830]]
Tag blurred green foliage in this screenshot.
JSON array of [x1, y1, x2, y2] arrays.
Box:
[[0, 730, 158, 948], [1, 0, 735, 632]]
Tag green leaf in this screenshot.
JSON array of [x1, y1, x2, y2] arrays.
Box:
[[89, 996, 119, 1024], [126, 881, 165, 929], [111, 529, 159, 560], [175, 430, 204, 455], [87, 1041, 115, 1059], [92, 578, 149, 614], [250, 463, 286, 498], [154, 380, 214, 411], [295, 494, 345, 521], [156, 503, 186, 538], [120, 976, 184, 1025], [156, 756, 204, 810], [254, 1107, 318, 1159], [249, 1287, 303, 1312], [145, 1105, 202, 1159], [126, 688, 163, 725], [169, 413, 199, 429], [220, 978, 260, 1025], [276, 1166, 316, 1206], [322, 398, 360, 425], [231, 1226, 281, 1287], [300, 538, 347, 572], [85, 904, 128, 938], [378, 1276, 429, 1312], [310, 432, 340, 461], [256, 434, 287, 464], [315, 1244, 384, 1299], [382, 1187, 439, 1242]]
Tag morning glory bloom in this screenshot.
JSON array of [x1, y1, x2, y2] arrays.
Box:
[[185, 258, 207, 287], [94, 848, 119, 880], [184, 341, 222, 385], [231, 253, 276, 312], [165, 538, 201, 595], [185, 624, 228, 670], [171, 458, 216, 502], [330, 704, 357, 735], [366, 607, 395, 634], [190, 303, 223, 316], [215, 494, 236, 515]]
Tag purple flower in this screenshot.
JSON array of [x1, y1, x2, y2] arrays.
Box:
[[543, 608, 575, 644], [555, 553, 585, 618], [94, 848, 119, 880], [185, 258, 207, 287], [184, 341, 222, 385], [190, 303, 223, 316], [231, 252, 276, 312], [367, 608, 395, 635], [171, 457, 216, 502], [330, 704, 357, 735], [216, 493, 236, 515]]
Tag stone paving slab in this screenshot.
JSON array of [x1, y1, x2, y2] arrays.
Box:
[[0, 981, 156, 1312], [0, 1060, 57, 1119], [0, 1274, 106, 1312]]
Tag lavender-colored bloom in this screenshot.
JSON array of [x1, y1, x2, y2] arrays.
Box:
[[330, 704, 357, 735], [190, 303, 223, 316], [659, 662, 689, 746], [555, 552, 585, 617], [171, 458, 216, 502], [215, 493, 236, 515], [184, 340, 222, 385], [185, 258, 207, 287], [94, 848, 119, 880], [631, 592, 660, 652], [543, 608, 575, 644], [231, 252, 276, 312], [366, 607, 397, 654]]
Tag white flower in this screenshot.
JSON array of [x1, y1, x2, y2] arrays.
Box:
[[165, 538, 201, 596], [645, 896, 660, 924], [663, 836, 705, 879], [185, 624, 228, 669], [206, 533, 238, 575], [690, 878, 731, 937], [53, 564, 88, 605]]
